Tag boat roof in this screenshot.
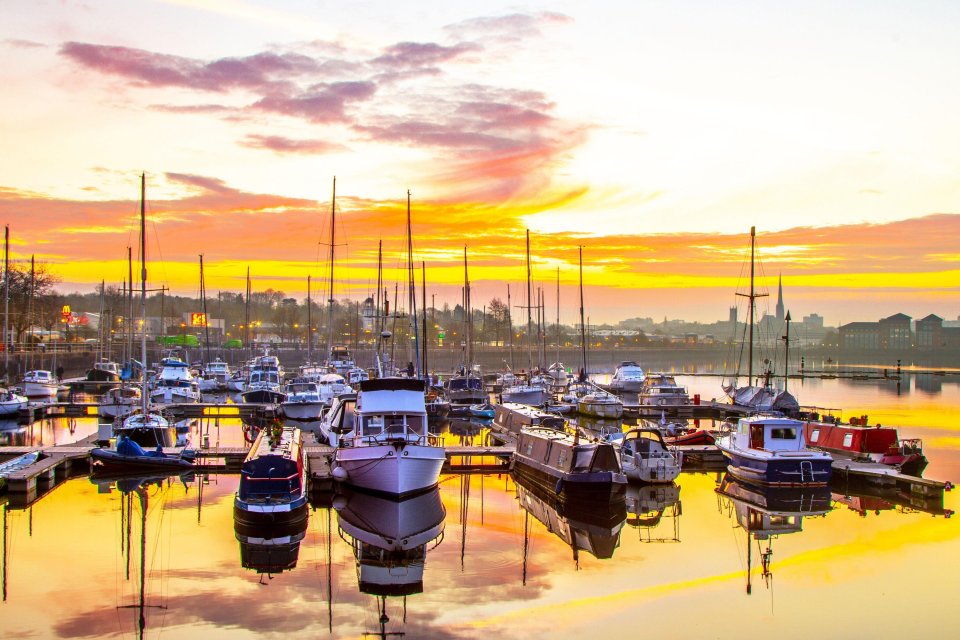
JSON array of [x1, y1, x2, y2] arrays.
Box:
[[359, 378, 425, 393]]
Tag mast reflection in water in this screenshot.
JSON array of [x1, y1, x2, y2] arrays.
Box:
[[716, 473, 832, 595]]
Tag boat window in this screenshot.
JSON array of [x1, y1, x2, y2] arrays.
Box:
[[591, 445, 619, 472], [843, 433, 854, 447], [770, 428, 797, 440], [573, 448, 594, 470], [363, 416, 383, 436], [342, 403, 357, 431], [384, 416, 406, 437], [406, 415, 425, 436], [810, 429, 820, 443]]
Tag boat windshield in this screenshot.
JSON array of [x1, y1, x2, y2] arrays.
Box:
[[360, 414, 426, 439]]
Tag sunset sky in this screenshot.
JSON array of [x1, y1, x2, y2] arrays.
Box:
[[1, 0, 958, 325]]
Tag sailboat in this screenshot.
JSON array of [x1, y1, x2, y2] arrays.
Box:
[[724, 227, 798, 415], [93, 174, 192, 470], [445, 247, 485, 412]]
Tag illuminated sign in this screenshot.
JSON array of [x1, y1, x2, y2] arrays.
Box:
[[190, 312, 207, 327], [61, 305, 71, 323]]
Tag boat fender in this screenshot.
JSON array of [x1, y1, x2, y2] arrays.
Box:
[[332, 466, 349, 481], [555, 478, 564, 494], [331, 495, 348, 510]]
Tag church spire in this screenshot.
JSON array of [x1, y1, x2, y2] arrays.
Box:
[[775, 273, 785, 322]]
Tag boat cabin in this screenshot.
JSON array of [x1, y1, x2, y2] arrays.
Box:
[[732, 416, 808, 453], [237, 426, 304, 507], [354, 379, 428, 445]]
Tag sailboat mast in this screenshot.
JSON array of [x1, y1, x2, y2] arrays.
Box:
[[748, 226, 755, 383], [2, 226, 8, 381], [578, 246, 587, 376], [244, 267, 251, 352], [507, 284, 514, 370], [421, 261, 428, 379], [307, 275, 312, 364], [127, 246, 133, 370], [406, 191, 420, 378], [463, 246, 472, 365], [556, 267, 560, 364], [326, 177, 336, 361], [139, 173, 148, 416], [200, 255, 211, 365], [783, 310, 791, 393], [525, 229, 533, 370]]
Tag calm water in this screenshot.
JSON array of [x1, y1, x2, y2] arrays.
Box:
[[1, 374, 958, 639]]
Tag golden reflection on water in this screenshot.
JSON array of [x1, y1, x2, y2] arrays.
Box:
[[0, 377, 958, 639]]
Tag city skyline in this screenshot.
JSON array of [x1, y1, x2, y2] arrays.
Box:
[[2, 1, 958, 325]]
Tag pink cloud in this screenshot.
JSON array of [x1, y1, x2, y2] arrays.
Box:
[[240, 134, 345, 155], [252, 81, 376, 123], [372, 41, 478, 68]]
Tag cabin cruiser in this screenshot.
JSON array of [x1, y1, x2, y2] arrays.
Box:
[[99, 384, 142, 420], [317, 373, 353, 406], [609, 361, 645, 393], [197, 359, 231, 393], [149, 358, 201, 404], [577, 389, 624, 419], [716, 415, 833, 487], [346, 367, 369, 385], [86, 359, 121, 383], [445, 370, 486, 411], [330, 379, 444, 497], [317, 393, 357, 445], [0, 387, 28, 417], [241, 356, 285, 404], [296, 362, 327, 383], [115, 409, 177, 449], [328, 345, 355, 375], [545, 362, 572, 391], [501, 377, 549, 406], [606, 428, 682, 484], [22, 369, 58, 398], [280, 381, 326, 421], [234, 425, 307, 525], [638, 373, 690, 407]]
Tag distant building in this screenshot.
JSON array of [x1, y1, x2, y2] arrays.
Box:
[[839, 313, 913, 350], [775, 275, 784, 322], [839, 322, 881, 349], [916, 314, 943, 348], [879, 313, 912, 349]]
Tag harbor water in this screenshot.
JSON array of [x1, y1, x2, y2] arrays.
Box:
[[1, 373, 957, 639]]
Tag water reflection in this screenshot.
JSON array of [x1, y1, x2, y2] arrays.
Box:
[[89, 472, 195, 640], [716, 474, 832, 595], [234, 514, 309, 581], [514, 471, 626, 566], [624, 482, 682, 542]]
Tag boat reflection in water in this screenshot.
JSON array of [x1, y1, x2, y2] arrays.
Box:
[[234, 512, 309, 580], [335, 486, 446, 596], [716, 474, 831, 594], [335, 487, 446, 638], [624, 482, 682, 543], [514, 470, 627, 566]]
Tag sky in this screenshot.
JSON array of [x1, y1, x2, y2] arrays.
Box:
[[1, 0, 958, 325]]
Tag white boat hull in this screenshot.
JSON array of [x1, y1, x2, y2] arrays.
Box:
[[0, 400, 27, 417], [150, 389, 200, 404], [281, 401, 326, 421], [335, 443, 445, 496], [578, 401, 623, 419], [23, 381, 58, 398], [501, 387, 549, 406], [99, 401, 139, 420]]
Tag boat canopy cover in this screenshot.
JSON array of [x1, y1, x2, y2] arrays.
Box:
[[359, 379, 425, 393]]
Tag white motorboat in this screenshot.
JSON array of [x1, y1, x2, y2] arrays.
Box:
[[327, 345, 355, 375], [0, 388, 28, 417], [241, 356, 285, 404], [317, 373, 353, 405], [346, 367, 369, 385], [501, 380, 549, 406], [198, 359, 231, 393], [149, 358, 201, 404], [22, 369, 58, 398], [330, 378, 444, 497], [610, 361, 646, 393], [607, 428, 682, 484], [638, 373, 690, 407], [280, 381, 326, 421], [577, 389, 624, 419], [99, 384, 142, 420]]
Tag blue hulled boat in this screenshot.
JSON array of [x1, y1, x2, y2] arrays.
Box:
[[716, 415, 833, 487], [234, 425, 307, 525]]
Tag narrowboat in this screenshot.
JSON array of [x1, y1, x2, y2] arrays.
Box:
[[513, 427, 627, 502], [234, 425, 307, 525], [803, 416, 927, 476], [716, 415, 833, 487], [491, 402, 564, 441]]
